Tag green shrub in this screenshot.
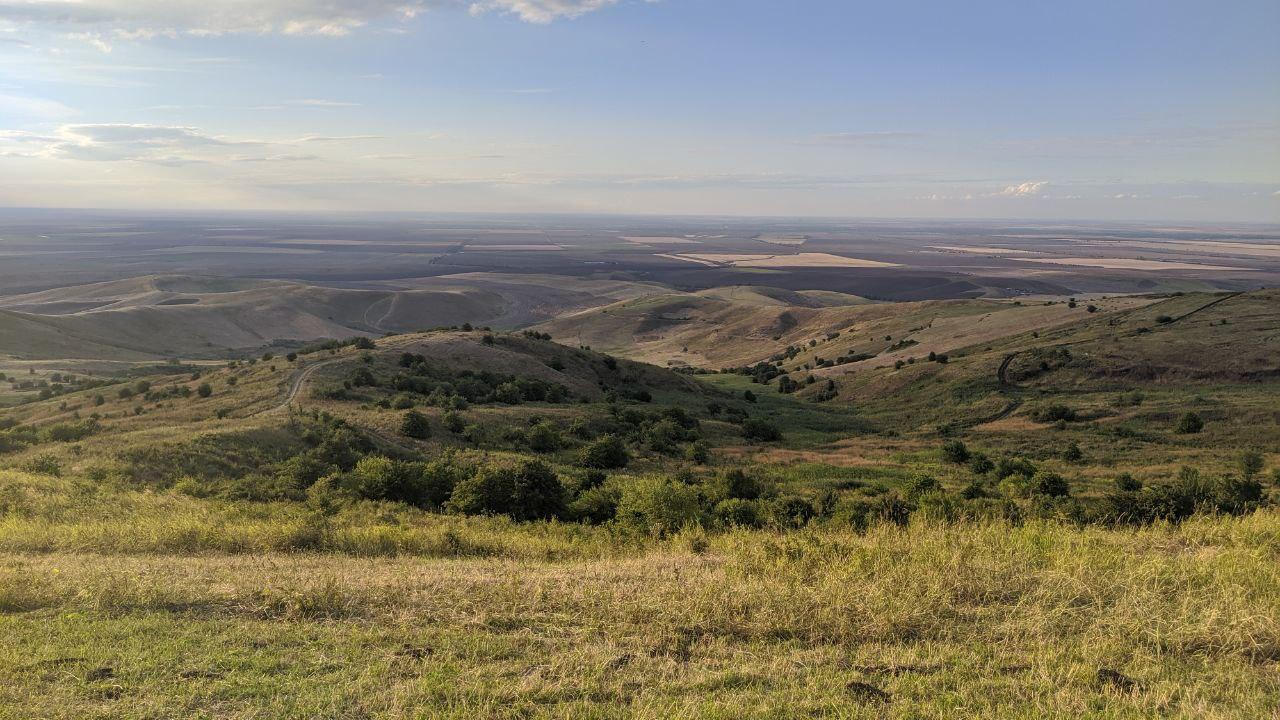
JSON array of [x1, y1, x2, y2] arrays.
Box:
[[940, 439, 970, 464], [741, 418, 782, 442], [616, 476, 703, 536], [714, 468, 767, 501], [442, 411, 465, 434], [968, 452, 994, 475], [995, 455, 1037, 480], [20, 454, 62, 477], [1175, 411, 1204, 434], [493, 382, 523, 405], [41, 419, 98, 443], [902, 473, 941, 500], [525, 422, 562, 453], [1114, 473, 1142, 492], [578, 434, 630, 469], [685, 440, 710, 465], [769, 495, 815, 529], [400, 410, 431, 439], [714, 498, 762, 528], [569, 483, 621, 524], [449, 459, 565, 521], [1239, 449, 1264, 480], [197, 383, 213, 398], [1030, 404, 1076, 423]]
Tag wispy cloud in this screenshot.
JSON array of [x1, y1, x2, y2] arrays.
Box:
[[0, 92, 77, 119], [232, 153, 322, 163], [289, 99, 361, 108], [800, 131, 925, 147], [296, 134, 384, 143], [0, 0, 625, 39], [0, 122, 262, 164]]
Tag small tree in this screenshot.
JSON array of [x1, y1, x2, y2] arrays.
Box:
[[400, 410, 431, 439], [1175, 411, 1204, 434], [197, 382, 213, 398]]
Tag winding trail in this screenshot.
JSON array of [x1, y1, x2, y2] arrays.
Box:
[[258, 334, 424, 417], [260, 357, 346, 416]]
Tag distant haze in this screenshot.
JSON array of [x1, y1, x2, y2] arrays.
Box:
[[0, 0, 1277, 222]]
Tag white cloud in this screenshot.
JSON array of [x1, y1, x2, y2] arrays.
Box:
[[0, 0, 623, 38], [10, 122, 257, 163], [232, 153, 321, 162], [470, 0, 618, 23], [296, 134, 384, 142], [997, 181, 1048, 197]]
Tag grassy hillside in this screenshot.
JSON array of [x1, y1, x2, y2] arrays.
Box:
[[1, 306, 1277, 718], [0, 273, 668, 361], [538, 290, 1158, 369], [0, 475, 1275, 718]]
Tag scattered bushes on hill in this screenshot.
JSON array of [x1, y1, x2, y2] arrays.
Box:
[[1103, 466, 1262, 524]]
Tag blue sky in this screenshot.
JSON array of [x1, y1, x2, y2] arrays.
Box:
[[1, 0, 1277, 221]]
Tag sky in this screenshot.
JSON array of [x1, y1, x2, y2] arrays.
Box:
[[0, 0, 1277, 222]]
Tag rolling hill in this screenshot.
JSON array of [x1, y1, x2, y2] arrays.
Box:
[[537, 289, 1159, 369], [0, 274, 664, 361]]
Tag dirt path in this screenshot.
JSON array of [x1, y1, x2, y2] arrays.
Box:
[[259, 357, 346, 415], [1165, 292, 1243, 325], [259, 335, 424, 416], [361, 296, 394, 333]]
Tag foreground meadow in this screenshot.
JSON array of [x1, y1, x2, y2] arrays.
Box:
[[1, 495, 1277, 719]]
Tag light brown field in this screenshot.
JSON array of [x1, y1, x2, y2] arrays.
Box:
[[757, 233, 808, 246], [463, 244, 564, 251], [621, 236, 702, 245], [1010, 256, 1245, 271], [1098, 240, 1280, 258], [670, 252, 900, 268], [147, 246, 324, 255], [928, 245, 1042, 255], [271, 239, 458, 247]]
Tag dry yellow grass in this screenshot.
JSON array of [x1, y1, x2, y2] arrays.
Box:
[[1, 511, 1277, 718]]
